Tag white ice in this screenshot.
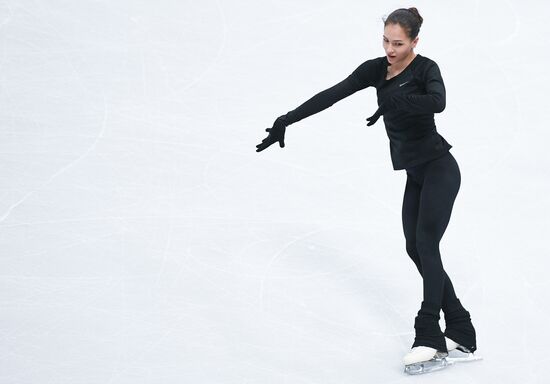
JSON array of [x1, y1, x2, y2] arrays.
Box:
[[0, 0, 548, 383]]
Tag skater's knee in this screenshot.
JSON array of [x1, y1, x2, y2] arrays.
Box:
[[405, 241, 418, 257], [405, 242, 423, 275], [415, 233, 440, 255]]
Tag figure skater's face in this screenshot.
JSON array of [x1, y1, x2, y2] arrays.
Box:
[[383, 23, 418, 65]]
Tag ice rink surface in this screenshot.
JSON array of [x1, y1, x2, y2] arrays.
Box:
[[0, 0, 548, 382]]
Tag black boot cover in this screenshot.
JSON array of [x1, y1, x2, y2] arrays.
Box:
[[443, 299, 477, 353], [411, 301, 447, 353]]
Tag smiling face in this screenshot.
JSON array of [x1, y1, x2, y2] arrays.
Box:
[[383, 23, 418, 66]]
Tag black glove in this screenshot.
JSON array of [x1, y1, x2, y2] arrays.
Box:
[[256, 115, 289, 152], [366, 106, 383, 126], [366, 97, 396, 126]]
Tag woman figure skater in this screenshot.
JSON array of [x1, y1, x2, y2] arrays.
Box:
[[256, 7, 479, 374]]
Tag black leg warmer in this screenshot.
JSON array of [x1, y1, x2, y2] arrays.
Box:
[[443, 299, 477, 353], [411, 301, 447, 352]]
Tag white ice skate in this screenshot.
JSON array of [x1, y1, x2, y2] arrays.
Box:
[[403, 337, 482, 375], [445, 336, 483, 365], [403, 346, 449, 375]]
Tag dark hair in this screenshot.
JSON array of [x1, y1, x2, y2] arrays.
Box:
[[382, 7, 423, 41]]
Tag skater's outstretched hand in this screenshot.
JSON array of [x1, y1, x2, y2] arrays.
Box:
[[366, 97, 396, 126], [256, 115, 289, 152], [366, 106, 383, 126]]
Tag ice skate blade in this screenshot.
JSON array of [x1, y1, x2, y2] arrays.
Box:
[[404, 356, 450, 375], [446, 352, 483, 364], [405, 352, 483, 375]]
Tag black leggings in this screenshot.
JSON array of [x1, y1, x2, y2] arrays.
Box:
[[402, 151, 476, 352]]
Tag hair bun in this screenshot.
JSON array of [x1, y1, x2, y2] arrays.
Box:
[[407, 7, 423, 26]]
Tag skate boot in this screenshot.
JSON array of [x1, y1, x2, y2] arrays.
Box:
[[403, 346, 449, 375], [445, 335, 474, 353], [446, 336, 459, 351]]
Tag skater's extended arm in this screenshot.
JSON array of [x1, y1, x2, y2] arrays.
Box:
[[283, 59, 378, 125], [284, 77, 362, 125], [256, 83, 355, 152], [256, 58, 378, 152]]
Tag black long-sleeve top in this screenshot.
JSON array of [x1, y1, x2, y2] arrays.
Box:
[[283, 54, 452, 170]]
